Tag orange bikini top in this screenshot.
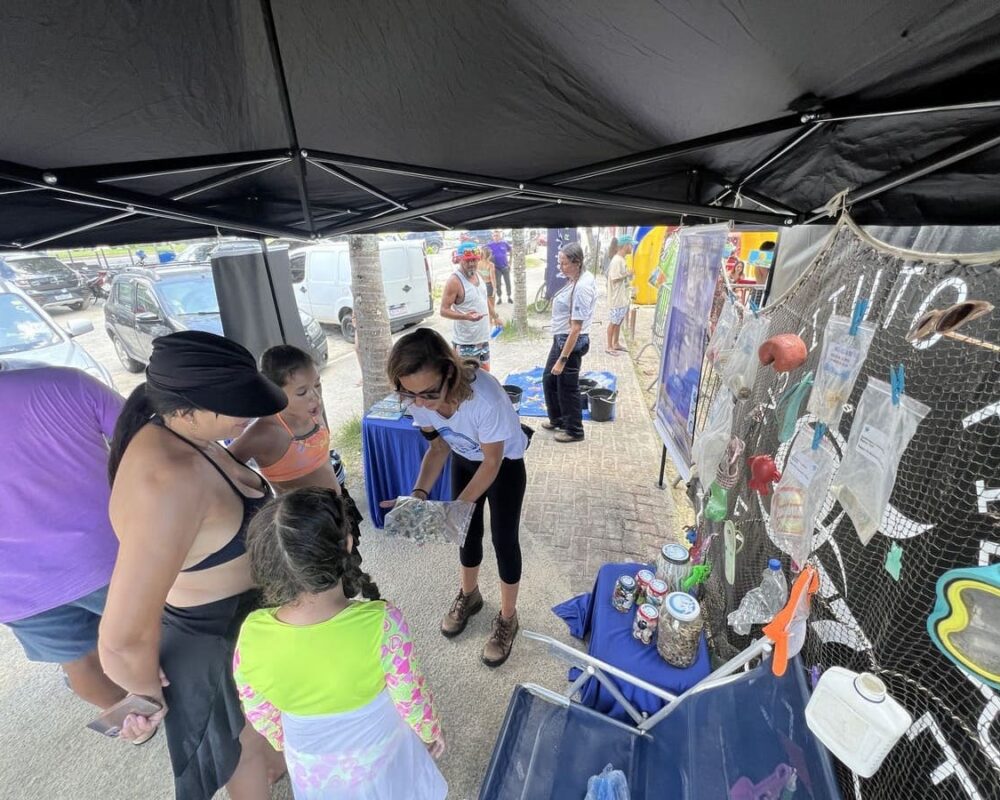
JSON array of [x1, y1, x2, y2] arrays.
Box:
[[260, 414, 331, 483]]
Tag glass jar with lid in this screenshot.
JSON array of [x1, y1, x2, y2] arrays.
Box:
[[657, 592, 703, 667], [656, 543, 693, 593]]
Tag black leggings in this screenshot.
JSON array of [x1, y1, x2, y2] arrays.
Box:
[[451, 453, 526, 584]]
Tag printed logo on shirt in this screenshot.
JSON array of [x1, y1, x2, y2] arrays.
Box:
[[435, 426, 483, 458]]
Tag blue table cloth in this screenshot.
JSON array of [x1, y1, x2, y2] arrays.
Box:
[[361, 412, 452, 528], [502, 367, 616, 420], [552, 561, 712, 721]]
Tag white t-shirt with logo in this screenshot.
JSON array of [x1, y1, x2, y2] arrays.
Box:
[[409, 370, 527, 461], [551, 271, 598, 335]]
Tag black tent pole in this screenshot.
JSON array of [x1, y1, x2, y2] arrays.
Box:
[[258, 236, 287, 344], [259, 0, 315, 237]]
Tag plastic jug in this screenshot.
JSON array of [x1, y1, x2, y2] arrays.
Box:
[[805, 667, 912, 777], [727, 559, 788, 635]]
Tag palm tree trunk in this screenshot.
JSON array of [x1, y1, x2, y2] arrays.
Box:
[[348, 234, 393, 410], [511, 228, 527, 329], [584, 227, 600, 274]]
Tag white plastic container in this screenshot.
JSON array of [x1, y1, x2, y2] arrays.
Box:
[[805, 667, 912, 777]]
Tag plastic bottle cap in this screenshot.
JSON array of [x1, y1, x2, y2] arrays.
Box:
[[768, 558, 782, 571], [666, 592, 700, 622], [663, 543, 690, 564], [854, 672, 887, 703]]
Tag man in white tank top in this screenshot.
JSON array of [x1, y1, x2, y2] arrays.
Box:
[[441, 241, 493, 371]]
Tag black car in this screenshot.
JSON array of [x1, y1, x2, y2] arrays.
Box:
[[403, 231, 444, 253], [104, 266, 328, 373], [0, 252, 90, 310]]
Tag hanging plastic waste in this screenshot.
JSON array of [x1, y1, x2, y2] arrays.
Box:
[[727, 559, 788, 635]]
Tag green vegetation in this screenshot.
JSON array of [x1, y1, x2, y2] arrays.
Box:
[[526, 254, 543, 269], [496, 318, 545, 342], [332, 415, 363, 479]]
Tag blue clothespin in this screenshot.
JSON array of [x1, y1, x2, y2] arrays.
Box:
[[749, 299, 760, 318], [890, 364, 905, 406], [811, 422, 827, 450], [849, 297, 870, 336]]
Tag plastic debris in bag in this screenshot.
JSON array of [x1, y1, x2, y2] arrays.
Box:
[[584, 764, 631, 800], [691, 387, 735, 482], [723, 313, 770, 399], [706, 297, 741, 369], [832, 372, 929, 545], [807, 304, 876, 429], [770, 425, 836, 568], [383, 496, 474, 547]]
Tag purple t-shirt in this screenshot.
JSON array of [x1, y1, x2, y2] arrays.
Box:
[[0, 367, 123, 622], [486, 240, 512, 269]]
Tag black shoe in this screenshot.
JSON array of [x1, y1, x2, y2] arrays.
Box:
[[541, 420, 562, 431], [554, 431, 585, 443]]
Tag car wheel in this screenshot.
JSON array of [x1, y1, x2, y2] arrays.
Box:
[[113, 334, 145, 373], [340, 311, 356, 343], [70, 301, 85, 310]]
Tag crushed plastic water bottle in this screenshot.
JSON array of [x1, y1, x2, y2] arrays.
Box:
[[727, 559, 788, 635], [584, 764, 630, 800]]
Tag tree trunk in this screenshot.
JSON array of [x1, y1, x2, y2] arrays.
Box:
[[348, 234, 393, 410], [584, 227, 600, 274], [511, 228, 527, 329]]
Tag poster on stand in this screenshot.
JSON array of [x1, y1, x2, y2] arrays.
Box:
[[543, 228, 576, 301], [653, 224, 728, 480]]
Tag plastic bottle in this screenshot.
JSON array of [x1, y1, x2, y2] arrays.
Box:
[[727, 559, 788, 635], [491, 324, 503, 339]]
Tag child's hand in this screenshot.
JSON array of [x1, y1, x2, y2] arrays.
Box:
[[426, 735, 445, 760]]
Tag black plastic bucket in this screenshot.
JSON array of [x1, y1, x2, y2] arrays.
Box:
[[579, 378, 598, 410], [588, 388, 617, 422], [502, 384, 523, 411]]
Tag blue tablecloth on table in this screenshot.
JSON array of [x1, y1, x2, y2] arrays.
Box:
[[502, 367, 616, 420], [361, 413, 452, 528], [552, 561, 712, 721]]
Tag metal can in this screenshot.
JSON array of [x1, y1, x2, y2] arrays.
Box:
[[632, 603, 659, 645], [646, 578, 669, 608], [612, 574, 637, 612], [657, 592, 703, 667], [634, 569, 655, 606], [656, 543, 693, 593]]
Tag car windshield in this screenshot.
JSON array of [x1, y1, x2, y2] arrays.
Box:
[[176, 244, 216, 263], [158, 279, 220, 316], [5, 257, 75, 278], [0, 294, 62, 353]]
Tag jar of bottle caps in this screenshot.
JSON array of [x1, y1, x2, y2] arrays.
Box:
[[646, 578, 669, 609], [634, 569, 655, 605], [612, 574, 637, 612], [657, 592, 703, 668], [656, 543, 693, 593], [633, 603, 659, 645]]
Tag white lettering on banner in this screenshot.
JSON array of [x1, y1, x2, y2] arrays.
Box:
[[882, 265, 926, 328], [911, 278, 969, 351], [851, 268, 884, 316], [878, 503, 935, 540], [979, 541, 1000, 566], [964, 673, 1000, 771], [963, 402, 1000, 430], [976, 481, 1000, 515], [907, 713, 984, 799], [827, 284, 848, 318]]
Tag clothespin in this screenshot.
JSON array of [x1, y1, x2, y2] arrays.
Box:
[[890, 364, 905, 406], [811, 422, 827, 451], [749, 299, 760, 318], [849, 297, 870, 336]]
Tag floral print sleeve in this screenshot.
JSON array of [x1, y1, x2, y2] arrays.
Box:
[[380, 603, 442, 744], [233, 644, 285, 751]]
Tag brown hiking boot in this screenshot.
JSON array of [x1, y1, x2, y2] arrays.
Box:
[[482, 611, 519, 667], [440, 586, 483, 638]]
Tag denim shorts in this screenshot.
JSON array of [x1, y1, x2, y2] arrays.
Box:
[[6, 585, 109, 663]]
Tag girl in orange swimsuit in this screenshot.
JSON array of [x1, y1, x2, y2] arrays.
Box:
[[229, 345, 364, 536]]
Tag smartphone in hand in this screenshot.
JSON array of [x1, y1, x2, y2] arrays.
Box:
[[87, 695, 162, 738]]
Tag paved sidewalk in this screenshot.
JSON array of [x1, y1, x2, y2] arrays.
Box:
[[0, 272, 680, 798]]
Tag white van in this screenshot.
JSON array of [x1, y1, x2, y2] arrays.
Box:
[[289, 240, 433, 341]]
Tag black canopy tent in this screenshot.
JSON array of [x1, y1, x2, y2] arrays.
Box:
[[1, 0, 1000, 252]]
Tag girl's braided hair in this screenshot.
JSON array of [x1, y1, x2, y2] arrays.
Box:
[[246, 487, 380, 607]]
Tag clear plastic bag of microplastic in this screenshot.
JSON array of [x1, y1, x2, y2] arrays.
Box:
[[706, 298, 742, 369], [383, 496, 474, 547], [722, 314, 770, 399], [807, 314, 876, 429]]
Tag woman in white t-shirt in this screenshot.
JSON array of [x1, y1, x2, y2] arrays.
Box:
[[386, 328, 529, 668], [543, 242, 598, 443]]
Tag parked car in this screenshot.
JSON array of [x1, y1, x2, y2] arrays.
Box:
[[104, 266, 328, 373], [289, 240, 433, 342], [0, 252, 90, 310], [0, 279, 114, 385], [403, 231, 444, 254], [461, 230, 493, 246]]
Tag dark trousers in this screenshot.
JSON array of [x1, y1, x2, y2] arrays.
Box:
[[495, 266, 512, 299], [543, 334, 590, 438], [452, 453, 527, 584]]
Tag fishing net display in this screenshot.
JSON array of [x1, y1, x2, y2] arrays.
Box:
[[691, 219, 1000, 800]]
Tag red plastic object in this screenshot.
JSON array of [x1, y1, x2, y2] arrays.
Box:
[[758, 333, 808, 372], [747, 455, 781, 496]]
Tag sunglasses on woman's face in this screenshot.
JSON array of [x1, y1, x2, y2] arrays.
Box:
[[396, 365, 452, 401]]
